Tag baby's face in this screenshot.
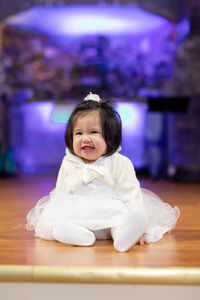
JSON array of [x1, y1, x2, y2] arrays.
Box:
[[73, 110, 107, 163]]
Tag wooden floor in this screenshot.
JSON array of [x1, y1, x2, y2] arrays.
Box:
[[0, 173, 200, 269]]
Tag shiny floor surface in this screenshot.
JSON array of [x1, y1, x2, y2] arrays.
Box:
[[0, 174, 200, 267]]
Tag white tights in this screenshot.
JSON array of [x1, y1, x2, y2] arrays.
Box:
[[52, 211, 148, 252]]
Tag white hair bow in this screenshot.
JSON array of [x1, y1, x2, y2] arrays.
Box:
[[84, 92, 101, 102]]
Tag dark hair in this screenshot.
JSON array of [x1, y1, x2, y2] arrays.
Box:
[[65, 100, 122, 157]]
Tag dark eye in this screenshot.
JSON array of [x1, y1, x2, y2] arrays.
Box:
[[75, 132, 82, 135], [91, 130, 99, 134]]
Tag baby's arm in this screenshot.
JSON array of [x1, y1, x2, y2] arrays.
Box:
[[114, 155, 149, 247], [55, 155, 82, 193], [55, 156, 69, 189], [115, 155, 146, 213]]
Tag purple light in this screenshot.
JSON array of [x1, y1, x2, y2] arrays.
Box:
[[14, 101, 148, 172], [116, 102, 145, 132], [177, 17, 190, 42], [6, 5, 171, 36], [24, 102, 57, 130], [115, 102, 148, 168]]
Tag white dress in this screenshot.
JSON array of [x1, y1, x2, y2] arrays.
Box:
[[26, 149, 180, 243]]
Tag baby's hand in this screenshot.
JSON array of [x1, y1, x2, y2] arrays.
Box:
[[137, 234, 149, 246]]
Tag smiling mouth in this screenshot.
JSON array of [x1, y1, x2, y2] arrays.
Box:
[[82, 146, 95, 152]]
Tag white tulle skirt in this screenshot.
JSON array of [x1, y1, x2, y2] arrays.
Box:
[[26, 185, 180, 243]]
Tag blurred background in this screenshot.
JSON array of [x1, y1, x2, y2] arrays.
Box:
[[0, 0, 200, 182]]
